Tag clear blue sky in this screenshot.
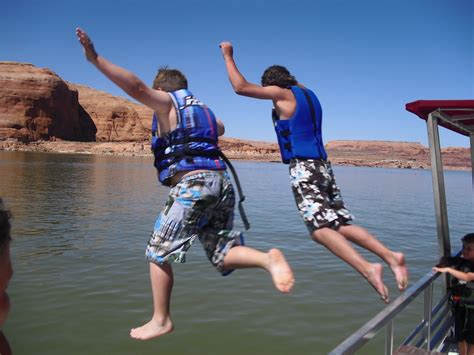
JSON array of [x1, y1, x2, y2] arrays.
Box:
[[2, 0, 472, 147]]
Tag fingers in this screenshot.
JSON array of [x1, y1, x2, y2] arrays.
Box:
[[75, 27, 98, 62], [75, 27, 91, 46], [219, 41, 232, 50], [219, 41, 233, 57], [76, 27, 85, 40]]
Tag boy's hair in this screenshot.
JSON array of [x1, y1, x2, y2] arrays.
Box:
[[462, 233, 474, 245], [261, 65, 297, 88], [152, 67, 188, 92], [0, 198, 12, 252]]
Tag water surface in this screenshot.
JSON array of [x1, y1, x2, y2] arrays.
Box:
[[1, 151, 472, 354]]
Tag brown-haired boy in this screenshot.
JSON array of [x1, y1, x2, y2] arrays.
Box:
[[219, 41, 408, 303], [76, 28, 294, 341]]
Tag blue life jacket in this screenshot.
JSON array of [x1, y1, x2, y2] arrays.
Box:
[[151, 89, 226, 186], [273, 86, 327, 164]]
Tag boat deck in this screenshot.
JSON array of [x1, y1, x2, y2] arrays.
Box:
[[394, 345, 446, 354]]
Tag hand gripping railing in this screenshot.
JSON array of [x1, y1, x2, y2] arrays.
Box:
[[329, 269, 451, 355]]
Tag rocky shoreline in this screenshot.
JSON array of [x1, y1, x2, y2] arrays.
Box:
[[1, 138, 471, 171]]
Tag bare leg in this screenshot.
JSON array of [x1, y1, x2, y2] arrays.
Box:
[[338, 224, 408, 291], [458, 340, 467, 355], [466, 342, 474, 355], [222, 246, 295, 293], [130, 262, 174, 340], [312, 228, 389, 303]]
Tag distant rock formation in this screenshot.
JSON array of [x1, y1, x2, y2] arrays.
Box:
[[0, 61, 470, 171], [217, 139, 471, 170], [325, 140, 471, 170], [0, 62, 96, 142], [327, 140, 428, 169], [68, 83, 152, 142], [218, 137, 281, 161], [0, 62, 153, 143]]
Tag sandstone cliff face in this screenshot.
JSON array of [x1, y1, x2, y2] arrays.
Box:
[[326, 140, 428, 169], [218, 137, 281, 161], [325, 140, 471, 170], [0, 62, 96, 142], [0, 62, 152, 143], [440, 147, 472, 169], [68, 83, 153, 142]]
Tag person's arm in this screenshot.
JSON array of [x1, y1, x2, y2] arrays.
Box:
[[219, 41, 286, 101], [76, 28, 171, 113], [432, 266, 474, 282]]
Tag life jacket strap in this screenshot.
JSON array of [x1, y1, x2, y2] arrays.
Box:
[[217, 151, 250, 231], [301, 88, 325, 159]]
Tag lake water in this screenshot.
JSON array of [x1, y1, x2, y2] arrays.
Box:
[[1, 151, 472, 355]]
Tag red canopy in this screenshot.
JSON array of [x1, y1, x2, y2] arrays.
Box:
[[405, 100, 474, 137]]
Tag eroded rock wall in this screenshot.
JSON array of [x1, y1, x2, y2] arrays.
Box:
[[0, 62, 96, 142]]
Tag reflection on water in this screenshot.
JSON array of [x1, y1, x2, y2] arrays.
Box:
[[1, 151, 472, 355]]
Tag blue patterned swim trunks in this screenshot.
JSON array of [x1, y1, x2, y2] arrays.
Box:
[[146, 171, 244, 274], [289, 158, 354, 232]]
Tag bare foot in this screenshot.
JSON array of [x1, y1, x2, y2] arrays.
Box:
[[367, 263, 389, 303], [389, 252, 408, 291], [130, 318, 174, 340], [267, 249, 295, 293]]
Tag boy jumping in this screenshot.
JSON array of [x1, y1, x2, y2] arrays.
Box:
[[219, 41, 408, 302], [76, 28, 294, 340]]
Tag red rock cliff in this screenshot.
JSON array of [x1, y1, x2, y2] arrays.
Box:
[[0, 62, 96, 142], [68, 83, 152, 142]]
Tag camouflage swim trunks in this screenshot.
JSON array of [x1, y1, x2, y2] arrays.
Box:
[[289, 158, 353, 232], [146, 171, 244, 274]]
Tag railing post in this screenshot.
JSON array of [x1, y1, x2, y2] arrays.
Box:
[[385, 320, 394, 355], [422, 283, 433, 350], [426, 112, 450, 295], [470, 133, 474, 191]]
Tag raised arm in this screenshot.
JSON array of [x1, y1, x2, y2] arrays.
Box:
[[219, 42, 286, 101], [76, 28, 171, 113]]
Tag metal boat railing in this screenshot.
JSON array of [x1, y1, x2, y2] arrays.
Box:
[[329, 269, 453, 355], [329, 101, 473, 355]]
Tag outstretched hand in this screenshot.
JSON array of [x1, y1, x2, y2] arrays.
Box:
[[76, 27, 98, 63], [219, 42, 234, 58], [432, 266, 448, 273]]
